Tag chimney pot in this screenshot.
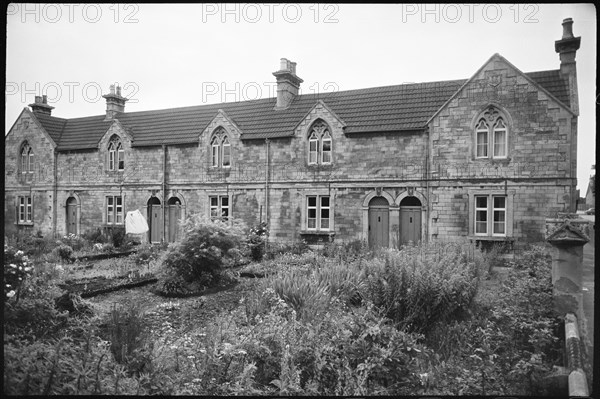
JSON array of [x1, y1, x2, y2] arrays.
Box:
[[42, 95, 47, 104], [273, 58, 303, 109], [35, 95, 42, 104], [562, 18, 574, 39], [103, 83, 128, 121], [280, 58, 289, 71]]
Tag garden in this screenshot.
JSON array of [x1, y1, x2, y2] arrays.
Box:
[[4, 215, 564, 395]]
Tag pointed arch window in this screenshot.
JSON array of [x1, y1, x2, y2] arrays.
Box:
[[475, 106, 509, 160], [493, 119, 507, 158], [20, 142, 34, 174], [107, 136, 124, 171], [307, 121, 333, 165], [475, 120, 489, 158], [210, 128, 231, 168]]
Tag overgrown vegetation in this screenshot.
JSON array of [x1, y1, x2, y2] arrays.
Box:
[[4, 227, 563, 395]]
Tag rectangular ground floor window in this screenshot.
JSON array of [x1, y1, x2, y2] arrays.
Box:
[[17, 196, 33, 224], [106, 196, 123, 225], [210, 195, 229, 221], [307, 195, 330, 231], [474, 194, 507, 237]]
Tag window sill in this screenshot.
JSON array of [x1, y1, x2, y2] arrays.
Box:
[[299, 230, 335, 236], [306, 163, 334, 169], [468, 235, 513, 242], [15, 222, 34, 226], [472, 157, 511, 164]]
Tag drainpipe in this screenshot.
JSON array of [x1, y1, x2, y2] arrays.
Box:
[[53, 148, 58, 238], [265, 139, 270, 248], [425, 126, 430, 242], [162, 144, 167, 242]]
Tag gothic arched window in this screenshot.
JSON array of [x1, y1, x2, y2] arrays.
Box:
[[20, 142, 34, 174], [475, 106, 509, 159], [210, 128, 231, 168], [108, 136, 124, 171], [308, 121, 332, 165]]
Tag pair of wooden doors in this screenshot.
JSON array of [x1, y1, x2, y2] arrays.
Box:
[[368, 196, 421, 248], [148, 197, 181, 243]]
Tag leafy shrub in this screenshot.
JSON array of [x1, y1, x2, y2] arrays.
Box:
[[421, 244, 561, 395], [110, 227, 127, 248], [4, 275, 69, 339], [265, 240, 309, 259], [8, 232, 61, 258], [321, 239, 370, 261], [362, 242, 483, 333], [104, 302, 153, 376], [61, 233, 87, 251], [132, 243, 167, 266], [4, 244, 34, 300], [248, 222, 269, 261], [161, 215, 246, 285], [52, 244, 74, 262], [82, 228, 109, 244]]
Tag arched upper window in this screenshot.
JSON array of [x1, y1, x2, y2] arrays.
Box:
[[210, 127, 231, 168], [20, 142, 34, 174], [108, 135, 124, 171], [475, 106, 508, 159], [308, 120, 332, 165]]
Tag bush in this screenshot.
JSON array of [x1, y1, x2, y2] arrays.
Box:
[[52, 244, 74, 262], [132, 243, 167, 266], [4, 275, 69, 339], [248, 222, 268, 261], [82, 228, 109, 244], [362, 241, 483, 333], [161, 215, 246, 286], [4, 244, 34, 300], [61, 233, 87, 251], [265, 240, 309, 259], [110, 227, 127, 248], [103, 302, 153, 376]]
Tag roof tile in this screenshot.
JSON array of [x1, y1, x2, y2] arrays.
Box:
[[31, 70, 570, 150]]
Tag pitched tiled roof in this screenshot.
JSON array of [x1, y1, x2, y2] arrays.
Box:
[[30, 70, 571, 150], [31, 112, 67, 144], [525, 69, 570, 107]]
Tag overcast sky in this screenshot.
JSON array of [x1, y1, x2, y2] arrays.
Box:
[[5, 3, 596, 191]]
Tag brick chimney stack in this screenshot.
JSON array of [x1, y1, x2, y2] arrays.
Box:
[[555, 18, 581, 114], [102, 84, 128, 121], [273, 58, 303, 110], [28, 94, 55, 115]]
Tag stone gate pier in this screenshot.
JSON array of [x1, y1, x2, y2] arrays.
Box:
[[545, 215, 592, 396]]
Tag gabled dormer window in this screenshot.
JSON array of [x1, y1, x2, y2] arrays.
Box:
[[308, 120, 332, 165], [108, 136, 124, 171], [475, 106, 509, 160], [210, 128, 231, 168], [20, 142, 34, 174]]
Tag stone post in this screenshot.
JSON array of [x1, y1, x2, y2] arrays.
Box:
[[545, 217, 589, 318]]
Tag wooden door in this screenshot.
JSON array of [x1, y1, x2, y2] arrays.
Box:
[[148, 203, 163, 243], [368, 197, 389, 248], [66, 197, 77, 235], [168, 204, 181, 242], [400, 207, 421, 245]]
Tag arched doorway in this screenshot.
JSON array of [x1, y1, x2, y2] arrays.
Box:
[[368, 196, 389, 248], [167, 197, 182, 242], [399, 196, 422, 245], [147, 197, 162, 243], [66, 197, 78, 235]]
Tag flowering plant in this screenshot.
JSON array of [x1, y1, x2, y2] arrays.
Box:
[[4, 244, 33, 301]]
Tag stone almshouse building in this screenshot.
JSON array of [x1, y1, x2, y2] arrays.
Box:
[[5, 19, 582, 249]]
